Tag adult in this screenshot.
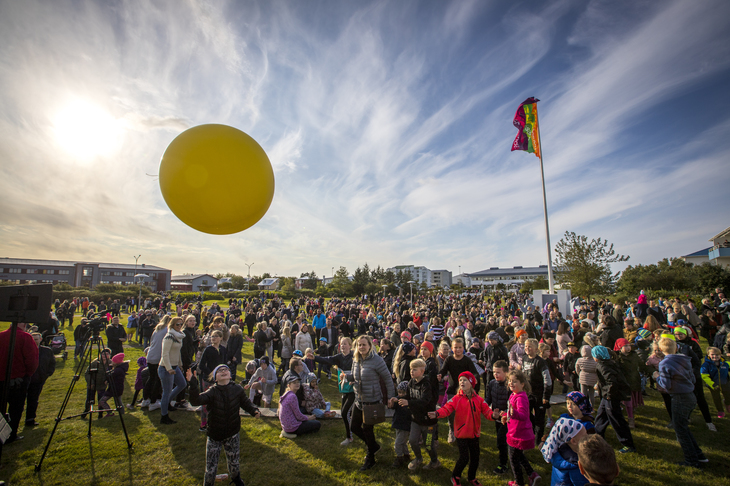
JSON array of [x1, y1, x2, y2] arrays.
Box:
[[104, 316, 127, 356], [24, 333, 56, 427], [295, 323, 314, 355], [158, 317, 187, 424], [253, 322, 273, 360], [312, 308, 326, 340], [592, 346, 635, 453], [314, 336, 355, 446], [197, 330, 228, 432], [343, 335, 395, 471], [0, 322, 39, 448], [227, 325, 244, 381], [598, 315, 623, 352], [145, 315, 171, 411]]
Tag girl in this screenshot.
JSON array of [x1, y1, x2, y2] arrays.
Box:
[[701, 347, 730, 418], [226, 324, 244, 381], [429, 371, 497, 486], [158, 317, 187, 424], [561, 391, 596, 434], [279, 374, 322, 438], [187, 365, 260, 486], [438, 337, 479, 443], [279, 325, 293, 375], [539, 417, 588, 486], [98, 353, 129, 417], [314, 336, 355, 446], [615, 338, 642, 428], [504, 370, 540, 486], [575, 346, 598, 405], [197, 330, 228, 431], [393, 342, 417, 383], [509, 330, 528, 370]]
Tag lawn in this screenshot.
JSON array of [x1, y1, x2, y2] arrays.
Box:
[[1, 315, 729, 486]]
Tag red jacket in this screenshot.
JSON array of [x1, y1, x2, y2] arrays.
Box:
[[0, 327, 39, 379], [436, 388, 494, 438]]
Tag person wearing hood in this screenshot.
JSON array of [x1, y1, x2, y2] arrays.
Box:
[[540, 417, 589, 486], [654, 337, 708, 467], [592, 346, 636, 454], [158, 317, 187, 424], [482, 331, 509, 389]]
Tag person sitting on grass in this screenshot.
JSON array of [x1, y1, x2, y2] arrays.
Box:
[[187, 364, 260, 486], [243, 356, 277, 408], [302, 373, 336, 418], [577, 435, 620, 486], [278, 374, 321, 439]]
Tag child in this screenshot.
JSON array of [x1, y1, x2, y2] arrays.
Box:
[[438, 337, 479, 443], [128, 355, 147, 409], [84, 348, 112, 419], [187, 364, 261, 486], [575, 345, 598, 405], [561, 391, 596, 434], [243, 356, 277, 408], [562, 342, 580, 392], [615, 338, 642, 428], [522, 338, 551, 446], [98, 353, 129, 417], [509, 330, 528, 370], [592, 346, 636, 454], [278, 374, 321, 438], [429, 371, 497, 486], [538, 342, 556, 428], [390, 381, 412, 468], [540, 417, 588, 486], [646, 341, 673, 423], [436, 341, 451, 406], [701, 347, 730, 418], [654, 337, 708, 467], [400, 358, 440, 471], [503, 370, 540, 486], [304, 348, 316, 375], [577, 435, 620, 485], [316, 336, 331, 379], [302, 373, 336, 418], [485, 360, 510, 475]]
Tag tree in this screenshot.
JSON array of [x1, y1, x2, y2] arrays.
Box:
[[329, 266, 353, 296], [618, 258, 695, 295], [352, 264, 372, 296], [299, 271, 319, 290], [519, 276, 549, 294], [554, 231, 629, 298]]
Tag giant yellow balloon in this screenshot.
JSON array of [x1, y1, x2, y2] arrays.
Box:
[[159, 124, 275, 235]]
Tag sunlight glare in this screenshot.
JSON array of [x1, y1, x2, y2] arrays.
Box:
[[53, 99, 121, 160]]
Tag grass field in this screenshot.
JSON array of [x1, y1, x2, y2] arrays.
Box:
[[1, 314, 729, 486]]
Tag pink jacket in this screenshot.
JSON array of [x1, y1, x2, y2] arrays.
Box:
[[506, 391, 534, 450]]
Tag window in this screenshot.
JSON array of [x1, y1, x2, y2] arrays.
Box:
[[58, 270, 70, 275], [8, 268, 20, 273], [26, 279, 37, 284], [113, 271, 122, 276], [202, 280, 208, 285], [113, 281, 122, 285], [26, 268, 37, 274], [101, 271, 110, 276], [83, 267, 93, 277]]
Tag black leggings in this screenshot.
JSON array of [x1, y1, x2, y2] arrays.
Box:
[[508, 446, 534, 486], [341, 392, 355, 439], [453, 437, 480, 481], [350, 405, 378, 456]]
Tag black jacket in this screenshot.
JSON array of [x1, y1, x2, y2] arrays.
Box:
[[198, 345, 228, 380], [522, 355, 551, 401], [31, 346, 56, 384], [227, 334, 244, 365], [482, 342, 509, 370], [181, 327, 199, 369], [485, 378, 510, 412], [189, 377, 259, 441], [596, 357, 630, 402], [599, 324, 623, 351], [407, 376, 437, 426]]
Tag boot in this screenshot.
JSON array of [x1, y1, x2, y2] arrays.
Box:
[[359, 455, 375, 471], [230, 474, 244, 486], [391, 456, 404, 468], [160, 414, 177, 424]]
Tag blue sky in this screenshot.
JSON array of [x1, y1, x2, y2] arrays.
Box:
[[1, 0, 729, 279]]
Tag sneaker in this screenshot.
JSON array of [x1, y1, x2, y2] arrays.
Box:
[[280, 430, 296, 439], [160, 414, 176, 424], [408, 458, 422, 471], [718, 412, 725, 419], [359, 456, 376, 471], [139, 399, 151, 408], [528, 471, 541, 485], [215, 473, 229, 481], [545, 418, 554, 428], [125, 404, 135, 410], [148, 401, 161, 411], [706, 422, 717, 432], [676, 460, 701, 468], [340, 437, 353, 446], [448, 430, 455, 443], [468, 480, 483, 486], [619, 446, 637, 454], [493, 465, 508, 475], [423, 460, 441, 470], [391, 456, 405, 468], [450, 477, 461, 486], [199, 425, 207, 432], [696, 453, 709, 463]]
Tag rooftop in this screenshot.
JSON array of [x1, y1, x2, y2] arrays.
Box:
[[467, 265, 549, 277], [171, 274, 217, 281], [682, 247, 711, 258], [0, 257, 169, 271]]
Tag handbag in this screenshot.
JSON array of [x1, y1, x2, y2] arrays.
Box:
[[357, 362, 387, 425], [0, 413, 11, 444], [337, 368, 353, 394]]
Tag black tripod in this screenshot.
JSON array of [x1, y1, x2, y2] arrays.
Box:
[[35, 327, 132, 471]]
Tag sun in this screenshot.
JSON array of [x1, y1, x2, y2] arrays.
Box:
[[52, 99, 121, 160]]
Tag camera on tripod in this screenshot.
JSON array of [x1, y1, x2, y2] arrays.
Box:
[[85, 312, 109, 334]]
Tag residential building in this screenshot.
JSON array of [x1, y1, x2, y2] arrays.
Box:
[[388, 265, 432, 286], [709, 227, 730, 268], [680, 248, 710, 266], [465, 265, 550, 288], [0, 257, 171, 291], [170, 274, 218, 292], [295, 276, 319, 290], [258, 278, 279, 290], [430, 269, 452, 288]]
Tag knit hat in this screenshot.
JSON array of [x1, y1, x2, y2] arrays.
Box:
[[591, 345, 610, 360], [402, 342, 416, 355], [260, 356, 270, 366], [401, 331, 412, 341], [487, 331, 502, 343], [211, 364, 230, 380], [540, 418, 585, 463], [136, 356, 147, 367], [566, 391, 594, 416], [111, 353, 125, 364], [307, 372, 319, 384], [397, 381, 409, 392], [674, 327, 688, 336], [515, 329, 527, 339], [613, 338, 629, 352], [420, 341, 434, 356], [636, 328, 652, 340], [283, 373, 301, 386], [246, 360, 257, 370], [458, 371, 477, 389]]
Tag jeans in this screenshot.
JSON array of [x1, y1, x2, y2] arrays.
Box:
[[671, 392, 702, 464], [312, 402, 331, 418], [294, 419, 321, 435], [158, 365, 186, 415], [410, 423, 437, 462]]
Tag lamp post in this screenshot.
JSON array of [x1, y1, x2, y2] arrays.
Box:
[[408, 280, 415, 306], [244, 262, 254, 291], [382, 284, 387, 299], [133, 255, 141, 310], [135, 273, 149, 312], [331, 266, 334, 278]]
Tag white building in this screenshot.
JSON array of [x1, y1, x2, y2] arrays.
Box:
[[258, 278, 279, 290], [465, 265, 550, 288], [431, 269, 453, 288], [709, 227, 730, 268], [387, 265, 438, 287], [170, 274, 218, 292]]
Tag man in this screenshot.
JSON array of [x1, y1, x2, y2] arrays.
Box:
[[312, 308, 326, 341], [0, 322, 39, 446], [105, 316, 127, 356], [25, 333, 56, 427]]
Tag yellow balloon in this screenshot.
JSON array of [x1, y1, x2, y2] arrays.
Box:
[[159, 124, 275, 235]]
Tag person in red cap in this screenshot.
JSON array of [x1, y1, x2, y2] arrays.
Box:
[[429, 371, 499, 486], [615, 338, 642, 428]]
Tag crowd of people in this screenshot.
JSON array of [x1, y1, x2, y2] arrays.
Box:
[[1, 287, 729, 486]]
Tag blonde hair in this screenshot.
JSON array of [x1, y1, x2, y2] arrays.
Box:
[[658, 338, 677, 355], [168, 317, 183, 329], [339, 336, 352, 347], [438, 341, 450, 354], [707, 347, 721, 355], [353, 335, 374, 362], [525, 338, 539, 348], [230, 324, 241, 335], [156, 315, 171, 332], [409, 358, 426, 370]]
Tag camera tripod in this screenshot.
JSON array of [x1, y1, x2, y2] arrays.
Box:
[[35, 329, 132, 471]]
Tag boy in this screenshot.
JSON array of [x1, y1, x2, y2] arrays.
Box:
[[316, 337, 331, 379], [538, 342, 557, 427], [395, 358, 440, 470], [563, 342, 580, 391], [577, 435, 620, 485], [701, 347, 730, 418], [390, 381, 412, 468], [485, 360, 510, 474], [522, 338, 552, 445]]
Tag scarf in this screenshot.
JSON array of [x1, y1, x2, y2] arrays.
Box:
[[540, 417, 584, 462]]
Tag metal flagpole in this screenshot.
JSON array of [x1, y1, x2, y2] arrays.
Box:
[[534, 103, 555, 293]]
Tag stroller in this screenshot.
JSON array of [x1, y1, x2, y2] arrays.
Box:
[[45, 333, 69, 360]]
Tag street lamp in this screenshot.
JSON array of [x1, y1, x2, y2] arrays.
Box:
[[408, 280, 415, 306], [382, 284, 387, 299], [133, 255, 141, 310], [244, 262, 254, 291], [331, 266, 334, 278], [135, 273, 149, 312]]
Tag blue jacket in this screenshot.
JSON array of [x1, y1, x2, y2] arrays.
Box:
[[657, 354, 695, 395], [550, 443, 589, 486], [312, 314, 327, 330], [700, 357, 729, 389]]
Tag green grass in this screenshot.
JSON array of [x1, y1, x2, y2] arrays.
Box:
[[1, 315, 729, 485]]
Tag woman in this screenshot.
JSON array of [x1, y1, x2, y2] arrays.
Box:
[[145, 315, 171, 410], [295, 323, 314, 355], [227, 325, 244, 381], [158, 317, 187, 424], [556, 321, 573, 356], [197, 330, 228, 432], [315, 336, 355, 446], [279, 324, 293, 375], [343, 335, 395, 471], [253, 322, 273, 360]]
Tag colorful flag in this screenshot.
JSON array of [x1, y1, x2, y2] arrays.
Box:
[[511, 97, 541, 158]]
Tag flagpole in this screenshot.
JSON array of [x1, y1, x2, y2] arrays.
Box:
[[534, 104, 555, 293]]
